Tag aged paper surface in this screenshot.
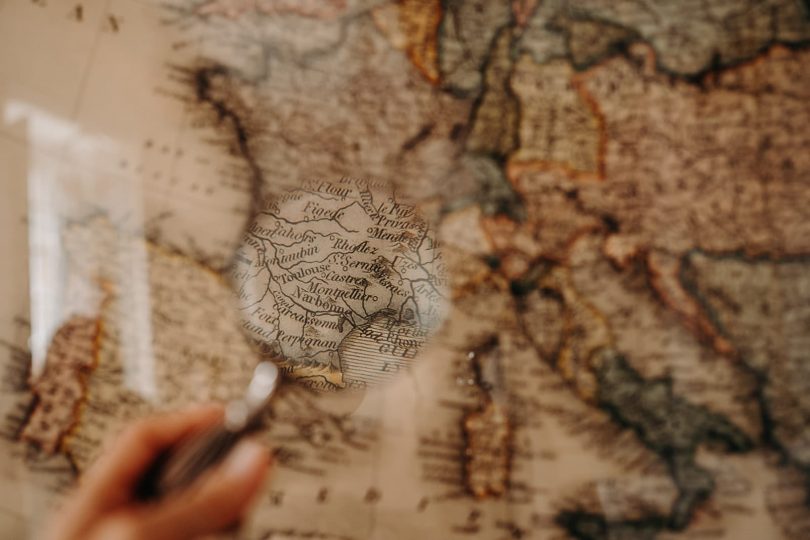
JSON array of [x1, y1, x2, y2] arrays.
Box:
[[1, 1, 809, 538]]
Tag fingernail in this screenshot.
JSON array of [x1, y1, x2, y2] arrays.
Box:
[[222, 439, 266, 480]]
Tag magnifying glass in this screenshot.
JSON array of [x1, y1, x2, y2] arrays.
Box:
[[136, 177, 447, 499]]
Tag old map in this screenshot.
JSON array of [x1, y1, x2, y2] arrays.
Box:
[[0, 0, 809, 538]]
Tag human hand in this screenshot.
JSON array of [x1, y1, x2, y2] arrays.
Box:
[[44, 405, 271, 540]]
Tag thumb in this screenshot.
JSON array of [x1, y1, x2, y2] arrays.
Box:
[[135, 439, 271, 540]]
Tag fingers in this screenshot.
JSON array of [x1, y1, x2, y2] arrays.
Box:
[[95, 439, 271, 540], [45, 406, 270, 540], [82, 405, 224, 507], [45, 405, 224, 540]]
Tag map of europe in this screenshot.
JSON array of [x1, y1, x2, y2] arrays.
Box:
[[0, 0, 809, 539]]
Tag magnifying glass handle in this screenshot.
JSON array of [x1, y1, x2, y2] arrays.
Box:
[[135, 421, 244, 501]]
